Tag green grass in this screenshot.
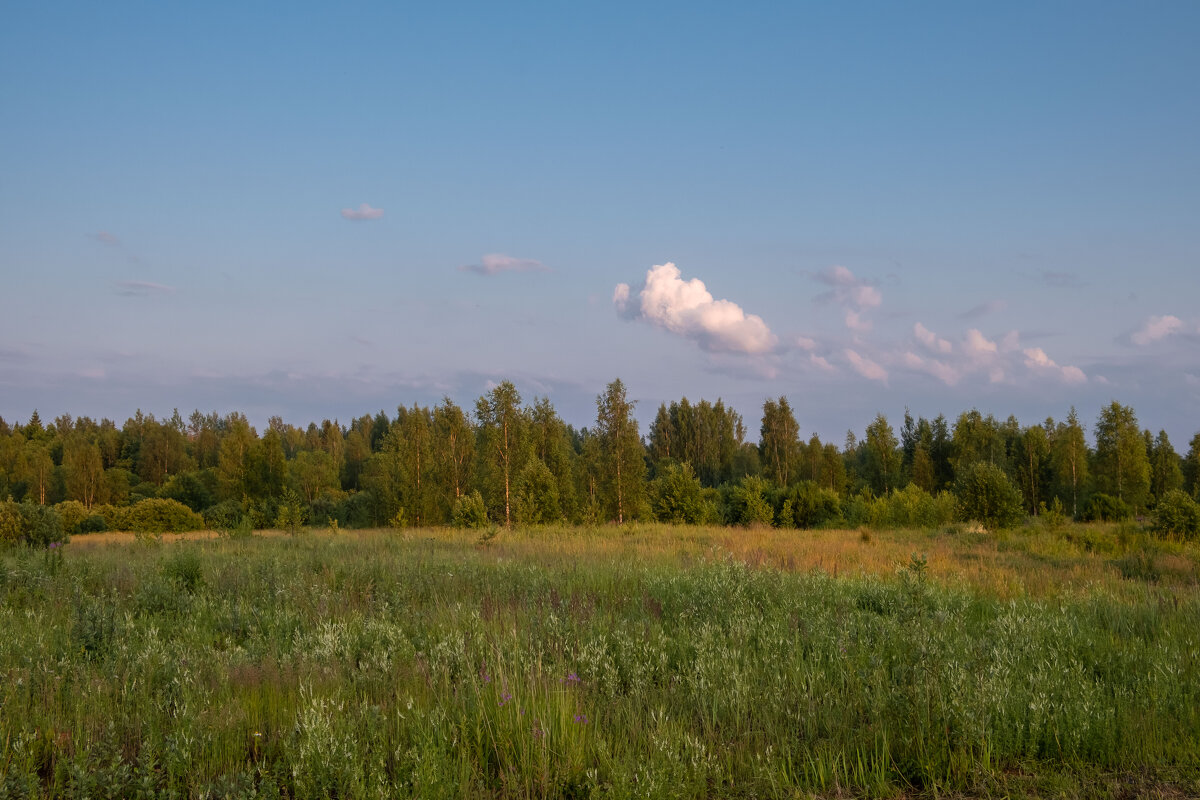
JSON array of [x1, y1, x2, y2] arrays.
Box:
[[1, 525, 1198, 798]]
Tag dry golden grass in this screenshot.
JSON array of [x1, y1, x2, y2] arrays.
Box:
[[69, 521, 1200, 599]]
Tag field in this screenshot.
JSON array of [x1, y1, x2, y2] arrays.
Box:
[[2, 524, 1199, 799]]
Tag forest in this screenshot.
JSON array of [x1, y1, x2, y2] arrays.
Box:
[[2, 378, 1199, 542]]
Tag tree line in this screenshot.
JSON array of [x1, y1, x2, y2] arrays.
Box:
[[1, 379, 1198, 534]]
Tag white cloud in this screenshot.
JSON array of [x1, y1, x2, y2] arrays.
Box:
[[963, 329, 998, 357], [460, 253, 548, 276], [902, 351, 960, 386], [614, 263, 777, 354], [913, 323, 952, 354], [1022, 347, 1087, 384], [341, 203, 384, 220], [814, 265, 882, 331], [89, 231, 119, 246], [1131, 315, 1184, 345], [810, 354, 835, 372], [795, 336, 818, 351], [845, 349, 887, 383]]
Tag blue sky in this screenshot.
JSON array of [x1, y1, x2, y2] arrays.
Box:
[[2, 2, 1198, 445]]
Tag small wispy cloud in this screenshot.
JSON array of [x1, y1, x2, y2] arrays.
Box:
[[89, 231, 120, 246], [1131, 314, 1186, 345], [813, 266, 881, 332], [459, 253, 549, 276], [341, 203, 384, 221], [114, 280, 174, 297], [844, 348, 887, 384], [1037, 269, 1086, 289], [1023, 347, 1087, 384], [958, 299, 1007, 320], [614, 262, 777, 355], [913, 322, 952, 354]]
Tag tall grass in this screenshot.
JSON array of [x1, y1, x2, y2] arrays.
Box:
[[1, 526, 1198, 798]]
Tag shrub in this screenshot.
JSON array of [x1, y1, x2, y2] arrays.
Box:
[[1085, 493, 1133, 522], [203, 500, 245, 531], [78, 514, 108, 534], [514, 458, 562, 525], [122, 498, 205, 533], [451, 491, 489, 529], [55, 501, 90, 535], [276, 490, 308, 535], [879, 484, 956, 529], [1151, 490, 1200, 540], [729, 477, 773, 527], [0, 502, 66, 547], [778, 481, 843, 529], [650, 462, 708, 524], [953, 462, 1024, 529]]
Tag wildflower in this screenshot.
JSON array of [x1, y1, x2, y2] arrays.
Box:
[[573, 714, 588, 725], [498, 691, 512, 707], [563, 672, 580, 686]]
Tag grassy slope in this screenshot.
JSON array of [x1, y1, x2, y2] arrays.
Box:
[[1, 524, 1198, 799]]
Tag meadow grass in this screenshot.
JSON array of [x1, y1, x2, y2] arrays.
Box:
[[1, 524, 1198, 798]]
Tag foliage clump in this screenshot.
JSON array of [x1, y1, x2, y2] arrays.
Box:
[[0, 501, 66, 547], [450, 491, 489, 529], [121, 498, 205, 533], [953, 462, 1024, 529], [1085, 493, 1133, 522], [1152, 490, 1199, 539], [649, 462, 710, 524]]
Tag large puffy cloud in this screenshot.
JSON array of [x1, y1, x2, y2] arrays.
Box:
[[1131, 315, 1185, 345], [460, 253, 548, 276], [614, 263, 777, 354]]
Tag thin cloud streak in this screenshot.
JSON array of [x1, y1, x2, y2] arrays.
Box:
[[114, 280, 174, 297], [459, 253, 549, 275]]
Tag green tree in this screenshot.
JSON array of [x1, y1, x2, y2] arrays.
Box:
[[595, 379, 646, 524], [1050, 408, 1090, 518], [476, 382, 526, 527], [1184, 432, 1200, 499], [217, 414, 257, 500], [63, 435, 105, 509], [759, 396, 800, 487], [433, 397, 475, 509], [954, 461, 1024, 529], [863, 414, 900, 495], [1013, 424, 1050, 514], [1148, 430, 1183, 503], [1093, 402, 1151, 510]]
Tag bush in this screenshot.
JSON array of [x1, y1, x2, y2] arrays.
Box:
[[778, 481, 843, 529], [513, 458, 562, 525], [0, 502, 66, 547], [727, 477, 773, 527], [78, 514, 108, 534], [953, 462, 1024, 529], [650, 462, 709, 524], [1085, 493, 1133, 522], [879, 484, 956, 529], [451, 491, 489, 529], [1152, 490, 1200, 540], [203, 500, 245, 531], [55, 501, 90, 535], [122, 498, 205, 533]]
